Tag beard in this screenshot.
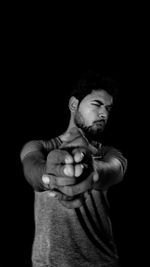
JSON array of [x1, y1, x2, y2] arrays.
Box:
[[74, 111, 105, 142]]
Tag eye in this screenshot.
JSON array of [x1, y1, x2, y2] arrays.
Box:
[[92, 103, 101, 107], [93, 104, 100, 107]]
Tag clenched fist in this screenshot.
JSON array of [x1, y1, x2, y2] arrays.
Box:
[[44, 148, 89, 188], [42, 128, 96, 208]]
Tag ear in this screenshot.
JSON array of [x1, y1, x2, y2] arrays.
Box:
[[69, 96, 79, 112]]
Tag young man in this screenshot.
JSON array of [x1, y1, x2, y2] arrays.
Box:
[[20, 72, 127, 267]]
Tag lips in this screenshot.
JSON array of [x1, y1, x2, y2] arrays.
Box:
[[94, 120, 105, 125]]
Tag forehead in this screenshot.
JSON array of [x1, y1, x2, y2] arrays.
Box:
[[81, 89, 113, 105]]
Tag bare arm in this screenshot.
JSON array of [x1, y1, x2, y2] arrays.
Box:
[[20, 138, 62, 191], [93, 147, 127, 191], [21, 151, 47, 192]]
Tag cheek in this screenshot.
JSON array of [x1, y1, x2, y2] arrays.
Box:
[[80, 107, 96, 125]]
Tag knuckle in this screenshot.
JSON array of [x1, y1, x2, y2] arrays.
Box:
[[74, 153, 80, 163], [65, 155, 73, 164], [74, 150, 85, 163]]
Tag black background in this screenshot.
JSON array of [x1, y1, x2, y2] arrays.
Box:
[[2, 23, 143, 266]]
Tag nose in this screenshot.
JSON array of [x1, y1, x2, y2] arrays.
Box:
[[98, 107, 107, 119]]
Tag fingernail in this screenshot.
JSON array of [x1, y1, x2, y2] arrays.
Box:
[[81, 152, 84, 159], [42, 175, 50, 184], [64, 166, 72, 176], [65, 156, 73, 164], [93, 172, 99, 182], [64, 167, 70, 176]]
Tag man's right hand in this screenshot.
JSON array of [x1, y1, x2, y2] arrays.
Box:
[[42, 149, 85, 189]]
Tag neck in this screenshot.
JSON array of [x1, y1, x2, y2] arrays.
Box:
[[59, 114, 79, 142], [59, 113, 102, 145]]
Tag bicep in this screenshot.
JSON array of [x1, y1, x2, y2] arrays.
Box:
[[20, 139, 57, 162], [20, 140, 44, 162]]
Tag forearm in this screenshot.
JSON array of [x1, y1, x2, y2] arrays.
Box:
[[22, 151, 47, 192], [20, 139, 61, 191], [93, 157, 124, 190]]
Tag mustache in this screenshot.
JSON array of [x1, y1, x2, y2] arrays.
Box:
[[94, 119, 106, 123]]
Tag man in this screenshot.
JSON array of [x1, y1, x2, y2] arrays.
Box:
[[20, 72, 127, 267]]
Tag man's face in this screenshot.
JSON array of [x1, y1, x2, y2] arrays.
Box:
[[74, 89, 113, 139]]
